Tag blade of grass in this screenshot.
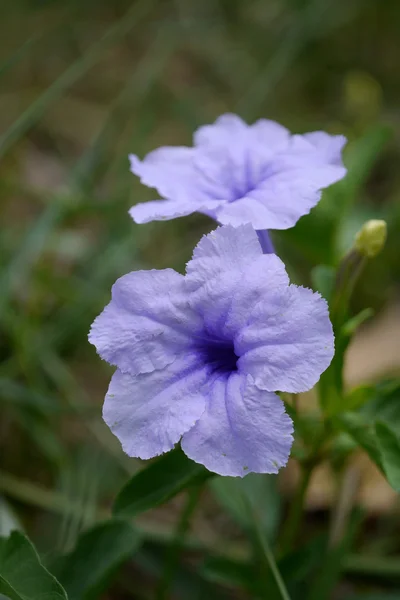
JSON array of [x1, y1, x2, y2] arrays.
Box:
[[0, 20, 176, 321], [0, 0, 156, 159], [242, 493, 291, 600], [237, 0, 363, 117]]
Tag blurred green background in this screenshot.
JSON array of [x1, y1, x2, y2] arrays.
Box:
[[1, 1, 400, 598]]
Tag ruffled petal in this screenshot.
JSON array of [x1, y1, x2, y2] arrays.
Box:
[[103, 354, 209, 459], [181, 373, 293, 476], [129, 117, 347, 230], [215, 193, 287, 229], [185, 225, 261, 336], [250, 118, 290, 151], [214, 159, 346, 230], [186, 228, 289, 339], [129, 148, 197, 202], [194, 113, 247, 147], [237, 285, 334, 393], [89, 269, 201, 375], [301, 132, 347, 166], [186, 224, 262, 284]]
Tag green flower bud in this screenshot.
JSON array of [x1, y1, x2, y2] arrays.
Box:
[[354, 219, 387, 258]]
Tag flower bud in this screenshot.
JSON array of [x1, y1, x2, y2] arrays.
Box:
[[354, 219, 387, 258]]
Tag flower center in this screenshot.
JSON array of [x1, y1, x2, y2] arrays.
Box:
[[197, 338, 238, 374]]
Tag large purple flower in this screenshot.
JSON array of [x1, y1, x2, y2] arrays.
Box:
[[129, 114, 346, 231], [89, 225, 334, 476]]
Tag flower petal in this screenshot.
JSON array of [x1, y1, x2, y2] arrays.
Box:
[[250, 118, 290, 151], [186, 226, 290, 340], [215, 159, 346, 230], [129, 148, 197, 202], [89, 269, 201, 375], [301, 132, 347, 166], [194, 113, 247, 147], [129, 200, 198, 224], [186, 228, 289, 338], [237, 285, 334, 393], [129, 117, 347, 230], [186, 224, 262, 285], [181, 373, 293, 476], [103, 354, 209, 459]]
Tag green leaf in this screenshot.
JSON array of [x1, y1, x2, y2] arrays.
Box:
[[53, 521, 141, 600], [341, 308, 374, 337], [0, 531, 67, 600], [375, 422, 400, 492], [343, 385, 376, 412], [361, 380, 400, 427], [113, 447, 211, 517], [210, 473, 280, 541], [336, 412, 382, 470]]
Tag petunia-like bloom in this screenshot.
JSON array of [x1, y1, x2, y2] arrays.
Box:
[[89, 225, 334, 477], [129, 113, 346, 232]]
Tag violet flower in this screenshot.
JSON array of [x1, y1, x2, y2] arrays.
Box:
[[89, 225, 334, 477], [129, 114, 346, 235]]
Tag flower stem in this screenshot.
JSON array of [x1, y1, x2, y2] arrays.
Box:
[[250, 511, 291, 599], [256, 229, 275, 254], [242, 492, 291, 600]]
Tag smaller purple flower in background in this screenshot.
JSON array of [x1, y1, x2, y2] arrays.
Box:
[[129, 114, 346, 231], [89, 225, 334, 477]]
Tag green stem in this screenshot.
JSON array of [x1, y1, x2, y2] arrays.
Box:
[[155, 483, 203, 600], [246, 497, 291, 600], [279, 461, 314, 555], [259, 535, 291, 600]]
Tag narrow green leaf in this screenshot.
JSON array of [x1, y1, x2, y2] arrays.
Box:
[[53, 521, 141, 600], [113, 447, 211, 517], [375, 421, 400, 492], [341, 308, 374, 337], [343, 385, 376, 412], [0, 1, 155, 159], [0, 531, 67, 600]]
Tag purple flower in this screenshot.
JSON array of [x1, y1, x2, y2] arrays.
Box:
[[89, 225, 334, 476], [129, 114, 346, 231]]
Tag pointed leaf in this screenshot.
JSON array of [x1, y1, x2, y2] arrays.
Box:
[[375, 421, 400, 492], [53, 520, 141, 600], [113, 447, 211, 517], [0, 531, 67, 600], [336, 412, 382, 470]]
